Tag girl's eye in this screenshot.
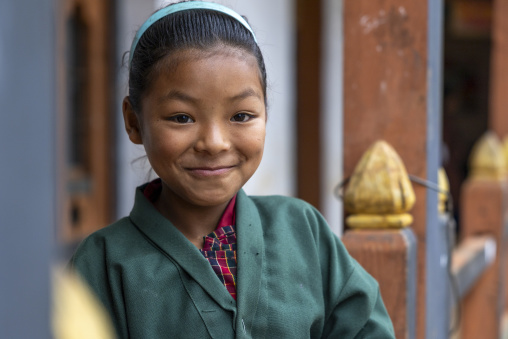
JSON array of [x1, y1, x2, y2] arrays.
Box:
[[231, 112, 253, 122], [168, 114, 194, 124]]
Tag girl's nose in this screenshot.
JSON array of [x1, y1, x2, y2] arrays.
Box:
[[194, 122, 231, 155]]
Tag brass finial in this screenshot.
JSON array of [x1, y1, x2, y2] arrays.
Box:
[[469, 131, 506, 181], [344, 140, 415, 228], [502, 136, 508, 174], [438, 167, 450, 214]]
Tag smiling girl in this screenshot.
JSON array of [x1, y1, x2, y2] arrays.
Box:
[[70, 1, 395, 338]]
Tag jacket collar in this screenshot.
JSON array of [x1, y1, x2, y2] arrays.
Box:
[[128, 186, 264, 319]]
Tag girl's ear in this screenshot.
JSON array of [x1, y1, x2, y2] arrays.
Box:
[[122, 97, 143, 144]]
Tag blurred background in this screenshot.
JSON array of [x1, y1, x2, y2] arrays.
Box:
[[0, 0, 497, 337]]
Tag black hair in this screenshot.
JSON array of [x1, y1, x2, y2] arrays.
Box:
[[128, 2, 267, 114]]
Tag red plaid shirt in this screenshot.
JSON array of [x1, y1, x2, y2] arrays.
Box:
[[199, 195, 237, 300], [143, 179, 238, 300]]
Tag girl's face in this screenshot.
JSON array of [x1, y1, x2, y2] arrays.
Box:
[[123, 48, 266, 208]]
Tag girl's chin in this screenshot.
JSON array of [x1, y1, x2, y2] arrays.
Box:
[[182, 189, 238, 207]]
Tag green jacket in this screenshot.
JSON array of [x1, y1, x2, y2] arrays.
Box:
[[71, 187, 395, 338]]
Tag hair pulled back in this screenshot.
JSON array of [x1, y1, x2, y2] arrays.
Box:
[[128, 4, 267, 114]]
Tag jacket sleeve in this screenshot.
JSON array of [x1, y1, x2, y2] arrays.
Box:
[[304, 205, 395, 339], [69, 234, 128, 339], [321, 261, 395, 338]]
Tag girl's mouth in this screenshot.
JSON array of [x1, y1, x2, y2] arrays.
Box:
[[186, 166, 235, 177]]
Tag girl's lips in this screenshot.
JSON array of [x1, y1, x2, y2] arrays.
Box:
[[186, 166, 234, 177]]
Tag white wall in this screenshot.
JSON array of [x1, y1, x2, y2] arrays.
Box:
[[116, 0, 297, 217], [115, 0, 158, 218], [208, 0, 297, 198]]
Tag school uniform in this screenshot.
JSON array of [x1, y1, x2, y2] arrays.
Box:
[[71, 183, 395, 338]]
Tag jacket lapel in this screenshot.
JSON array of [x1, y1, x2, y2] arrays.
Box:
[[128, 187, 236, 311], [235, 190, 265, 335]]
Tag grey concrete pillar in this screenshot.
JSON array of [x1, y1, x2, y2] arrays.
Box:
[[0, 0, 55, 338]]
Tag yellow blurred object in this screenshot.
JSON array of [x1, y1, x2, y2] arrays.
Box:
[[346, 213, 413, 229], [469, 131, 506, 181], [502, 136, 508, 173], [344, 140, 415, 229], [437, 168, 450, 214], [52, 269, 116, 339]]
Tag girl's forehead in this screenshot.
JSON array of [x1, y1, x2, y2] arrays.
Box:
[[148, 46, 262, 88], [145, 48, 265, 102], [143, 45, 265, 105], [161, 46, 258, 70]]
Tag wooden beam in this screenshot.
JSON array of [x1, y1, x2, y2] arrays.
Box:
[[296, 0, 322, 208], [452, 235, 497, 298]]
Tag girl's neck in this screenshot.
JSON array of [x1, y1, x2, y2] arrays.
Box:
[[154, 186, 230, 249]]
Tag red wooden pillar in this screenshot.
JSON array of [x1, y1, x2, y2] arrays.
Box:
[[341, 140, 418, 339], [489, 0, 508, 139], [488, 0, 508, 316], [343, 1, 443, 338], [459, 133, 508, 339], [344, 229, 416, 339]]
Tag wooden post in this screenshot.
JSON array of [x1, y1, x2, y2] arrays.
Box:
[[56, 0, 114, 246], [296, 0, 322, 208], [342, 141, 417, 339], [489, 0, 508, 316], [503, 136, 508, 316], [460, 132, 508, 339], [489, 0, 508, 138], [343, 0, 444, 337]]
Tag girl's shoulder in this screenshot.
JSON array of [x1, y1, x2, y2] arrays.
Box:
[[246, 193, 320, 215], [71, 216, 143, 262], [240, 192, 335, 243], [243, 193, 327, 226], [81, 216, 137, 242]]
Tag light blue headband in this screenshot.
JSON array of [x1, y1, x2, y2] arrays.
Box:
[[129, 1, 257, 65]]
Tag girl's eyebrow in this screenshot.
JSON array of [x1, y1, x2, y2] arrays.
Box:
[[229, 88, 262, 101], [160, 90, 197, 104], [160, 88, 262, 104]]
